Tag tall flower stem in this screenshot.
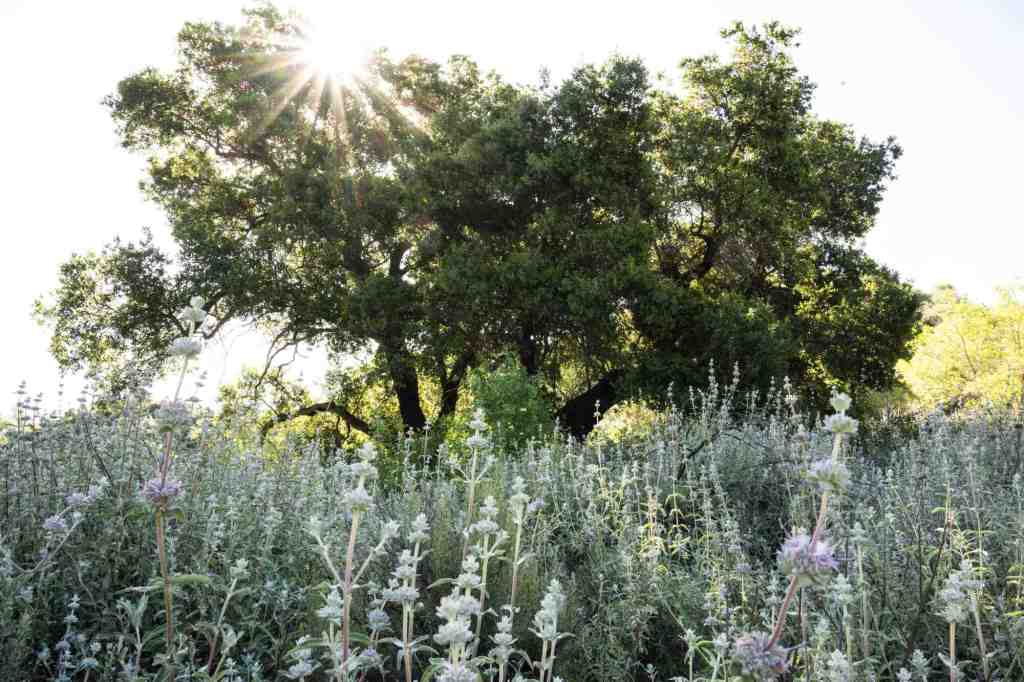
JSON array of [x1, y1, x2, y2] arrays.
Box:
[[341, 508, 362, 677], [768, 431, 843, 649], [770, 483, 831, 648], [402, 537, 421, 682], [461, 444, 479, 561], [949, 622, 957, 682], [154, 356, 190, 678], [155, 505, 174, 676], [510, 520, 524, 610], [971, 593, 989, 681]]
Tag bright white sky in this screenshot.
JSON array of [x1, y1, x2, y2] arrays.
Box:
[[1, 0, 1022, 409]]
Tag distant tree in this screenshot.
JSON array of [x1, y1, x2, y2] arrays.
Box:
[[899, 285, 1024, 408], [36, 9, 921, 449]]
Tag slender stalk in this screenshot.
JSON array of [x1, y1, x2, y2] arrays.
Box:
[[843, 603, 852, 660], [769, 569, 803, 648], [153, 356, 190, 680], [475, 535, 493, 642], [461, 445, 479, 561], [546, 639, 559, 682], [971, 593, 990, 681], [403, 593, 413, 682], [155, 507, 174, 677], [341, 509, 362, 677], [768, 430, 845, 649], [510, 521, 524, 610], [205, 576, 240, 674], [401, 538, 420, 682], [949, 622, 957, 682], [858, 543, 870, 659]]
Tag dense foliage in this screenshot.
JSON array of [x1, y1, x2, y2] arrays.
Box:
[[899, 285, 1024, 408], [3, 367, 1024, 681], [35, 8, 921, 447]]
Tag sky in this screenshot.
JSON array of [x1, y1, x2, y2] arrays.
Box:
[[1, 0, 1022, 408]]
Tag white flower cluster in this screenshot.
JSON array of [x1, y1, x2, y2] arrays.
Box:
[[169, 296, 208, 358], [369, 521, 401, 560], [826, 650, 852, 682], [179, 296, 207, 326], [509, 476, 534, 526], [408, 512, 429, 544], [454, 555, 484, 593], [469, 496, 501, 537], [152, 399, 194, 433], [168, 336, 201, 359], [466, 408, 490, 450], [824, 391, 858, 435], [531, 579, 567, 642], [229, 558, 250, 581], [807, 457, 851, 495], [490, 607, 517, 667], [382, 551, 420, 605], [343, 442, 379, 514], [937, 559, 983, 624], [65, 483, 104, 508], [366, 604, 390, 635], [316, 585, 344, 624], [283, 637, 317, 680], [383, 513, 430, 605], [434, 592, 477, 647]]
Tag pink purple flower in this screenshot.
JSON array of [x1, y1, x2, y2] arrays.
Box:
[[777, 532, 838, 588], [141, 477, 183, 506], [732, 631, 788, 680]]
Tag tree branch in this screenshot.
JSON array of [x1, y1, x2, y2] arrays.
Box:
[[260, 401, 371, 443]]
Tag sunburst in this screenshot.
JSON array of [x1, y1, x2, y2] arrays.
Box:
[[242, 14, 374, 148]]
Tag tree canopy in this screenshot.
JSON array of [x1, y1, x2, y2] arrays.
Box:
[[37, 7, 922, 448], [899, 285, 1024, 408]]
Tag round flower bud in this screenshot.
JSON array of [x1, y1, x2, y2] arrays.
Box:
[[807, 458, 851, 495], [169, 336, 202, 358], [732, 631, 789, 680], [830, 391, 853, 414], [778, 532, 838, 588], [824, 413, 858, 435], [153, 400, 194, 433], [141, 477, 184, 507]]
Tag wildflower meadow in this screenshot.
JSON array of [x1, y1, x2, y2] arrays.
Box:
[[3, 301, 1023, 681]]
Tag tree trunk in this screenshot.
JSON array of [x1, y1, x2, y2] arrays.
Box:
[[555, 370, 624, 441], [390, 359, 427, 433], [518, 332, 539, 376], [438, 351, 476, 420]]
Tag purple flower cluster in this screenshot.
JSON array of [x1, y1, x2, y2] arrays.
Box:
[[807, 458, 851, 494], [732, 631, 789, 680], [43, 515, 68, 533], [777, 532, 838, 588], [141, 477, 184, 507], [65, 484, 103, 508]]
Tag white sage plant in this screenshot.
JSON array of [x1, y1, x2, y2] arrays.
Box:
[[148, 294, 207, 678], [381, 513, 434, 682], [730, 391, 854, 680], [530, 578, 569, 682], [307, 441, 399, 681]]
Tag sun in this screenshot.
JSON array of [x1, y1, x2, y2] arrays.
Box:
[[297, 25, 372, 83], [243, 7, 397, 144]]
